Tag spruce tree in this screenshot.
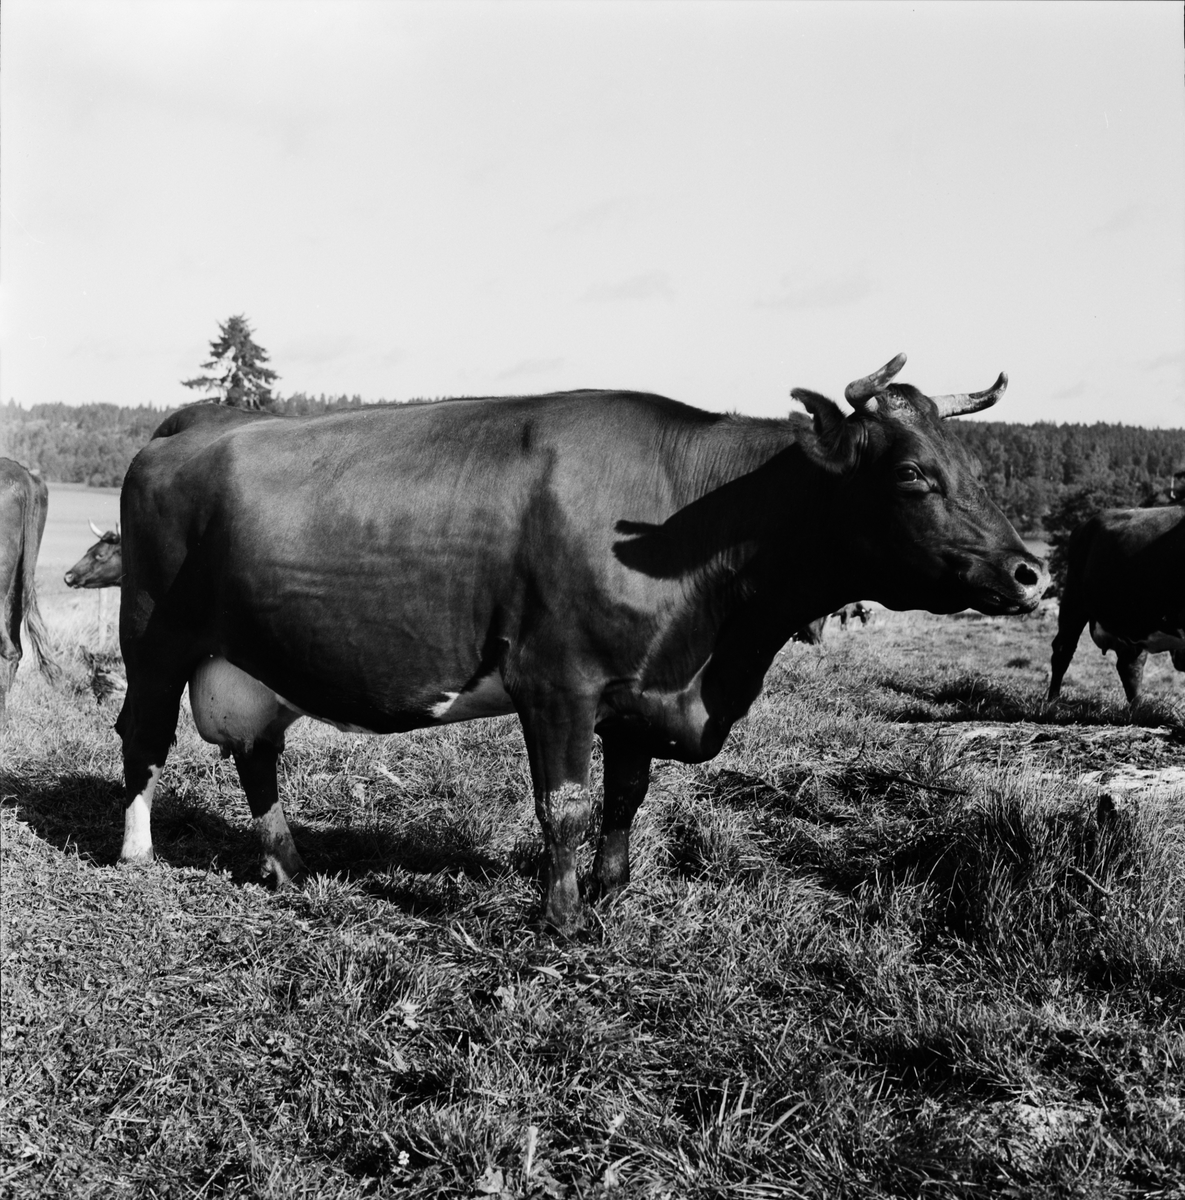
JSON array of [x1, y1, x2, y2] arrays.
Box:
[[182, 315, 279, 409]]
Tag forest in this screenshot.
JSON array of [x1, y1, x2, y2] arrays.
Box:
[[2, 397, 1183, 538]]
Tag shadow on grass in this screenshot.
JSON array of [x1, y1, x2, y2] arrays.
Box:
[[6, 772, 515, 900], [872, 673, 1182, 730]]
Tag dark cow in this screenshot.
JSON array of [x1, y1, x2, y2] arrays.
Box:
[[791, 617, 828, 644], [834, 601, 872, 628], [1, 458, 59, 720], [65, 523, 123, 589], [1048, 506, 1185, 703], [117, 355, 1046, 927]]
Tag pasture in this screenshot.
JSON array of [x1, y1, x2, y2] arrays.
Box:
[[2, 588, 1184, 1197]]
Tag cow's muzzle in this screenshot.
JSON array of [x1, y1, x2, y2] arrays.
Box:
[[967, 551, 1049, 615]]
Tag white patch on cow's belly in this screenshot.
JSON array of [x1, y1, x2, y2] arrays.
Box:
[[1092, 621, 1185, 655], [429, 673, 514, 723]]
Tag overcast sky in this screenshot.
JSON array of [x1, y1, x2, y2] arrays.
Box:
[[2, 1, 1182, 426]]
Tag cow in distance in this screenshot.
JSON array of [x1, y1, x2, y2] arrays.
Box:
[[1048, 506, 1185, 703], [791, 617, 828, 644], [116, 354, 1046, 929], [65, 522, 123, 590], [61, 405, 280, 592], [1, 458, 60, 720]]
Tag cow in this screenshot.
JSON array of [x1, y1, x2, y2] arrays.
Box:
[[833, 601, 872, 629], [1, 458, 60, 720], [1048, 506, 1185, 703], [791, 617, 828, 644], [116, 354, 1046, 928], [65, 523, 123, 589]]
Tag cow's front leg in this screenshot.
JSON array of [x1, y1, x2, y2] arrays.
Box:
[[1048, 602, 1088, 701], [1114, 645, 1148, 705], [516, 688, 599, 930], [590, 729, 651, 902]]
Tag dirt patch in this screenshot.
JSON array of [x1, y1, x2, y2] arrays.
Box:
[[935, 722, 1185, 797]]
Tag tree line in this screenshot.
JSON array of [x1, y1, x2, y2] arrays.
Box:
[[2, 397, 1180, 532]]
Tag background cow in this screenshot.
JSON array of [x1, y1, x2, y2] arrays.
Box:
[[833, 601, 872, 629], [0, 458, 60, 720], [116, 355, 1046, 928], [791, 617, 828, 644], [1048, 506, 1185, 703], [65, 523, 123, 590]]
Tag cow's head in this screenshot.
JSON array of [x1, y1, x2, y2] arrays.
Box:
[[64, 523, 123, 589], [792, 354, 1046, 615]]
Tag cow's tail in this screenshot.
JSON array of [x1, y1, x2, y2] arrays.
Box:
[[20, 489, 61, 686]]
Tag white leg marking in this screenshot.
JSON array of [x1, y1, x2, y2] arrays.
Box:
[[120, 765, 161, 862]]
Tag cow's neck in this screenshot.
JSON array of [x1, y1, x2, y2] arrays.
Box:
[[671, 420, 856, 628], [622, 422, 856, 759]]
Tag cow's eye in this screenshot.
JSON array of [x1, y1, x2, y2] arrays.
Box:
[[895, 464, 924, 485]]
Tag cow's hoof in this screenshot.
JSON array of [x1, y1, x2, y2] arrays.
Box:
[[535, 900, 586, 937], [262, 854, 307, 889], [117, 854, 155, 872], [586, 871, 629, 906]]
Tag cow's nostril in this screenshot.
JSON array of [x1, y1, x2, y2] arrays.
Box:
[[1015, 562, 1039, 587]]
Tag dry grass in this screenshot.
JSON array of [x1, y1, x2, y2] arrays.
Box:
[[2, 604, 1183, 1198]]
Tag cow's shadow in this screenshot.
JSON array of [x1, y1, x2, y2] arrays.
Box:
[[6, 773, 521, 915], [873, 675, 1178, 728]]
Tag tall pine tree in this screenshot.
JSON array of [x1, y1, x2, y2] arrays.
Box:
[[182, 315, 279, 409]]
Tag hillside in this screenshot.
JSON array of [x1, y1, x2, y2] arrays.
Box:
[[3, 399, 1183, 533]]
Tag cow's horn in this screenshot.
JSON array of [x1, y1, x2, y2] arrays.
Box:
[[930, 372, 1008, 419], [845, 353, 907, 408], [89, 520, 104, 537]]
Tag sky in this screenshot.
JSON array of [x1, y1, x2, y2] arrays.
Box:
[[2, 1, 1182, 427]]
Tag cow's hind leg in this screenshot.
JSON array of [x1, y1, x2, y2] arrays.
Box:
[[116, 672, 187, 863], [189, 657, 304, 884], [1114, 646, 1147, 705], [589, 730, 651, 903], [233, 743, 306, 885]]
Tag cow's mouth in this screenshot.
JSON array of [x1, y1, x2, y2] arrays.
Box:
[[963, 556, 1047, 615]]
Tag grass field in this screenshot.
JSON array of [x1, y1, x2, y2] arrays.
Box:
[[2, 595, 1184, 1199]]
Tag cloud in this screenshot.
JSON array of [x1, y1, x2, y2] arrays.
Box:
[[495, 357, 565, 381], [281, 333, 355, 365], [756, 269, 872, 311], [583, 271, 674, 303], [1090, 204, 1141, 237], [1142, 350, 1184, 373], [550, 197, 634, 236], [1051, 381, 1087, 400]]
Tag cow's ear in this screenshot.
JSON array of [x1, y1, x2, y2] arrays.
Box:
[[791, 388, 859, 471]]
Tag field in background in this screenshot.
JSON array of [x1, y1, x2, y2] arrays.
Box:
[[2, 598, 1183, 1198], [38, 483, 122, 584]]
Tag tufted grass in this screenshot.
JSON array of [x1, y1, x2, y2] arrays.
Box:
[[2, 604, 1183, 1198]]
